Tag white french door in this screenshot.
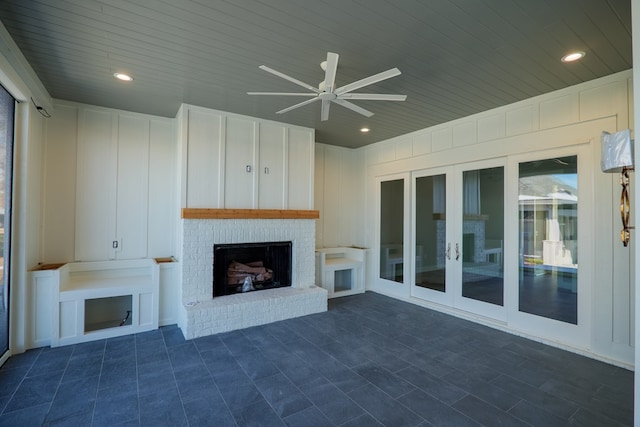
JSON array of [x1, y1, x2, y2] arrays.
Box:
[[411, 159, 506, 321]]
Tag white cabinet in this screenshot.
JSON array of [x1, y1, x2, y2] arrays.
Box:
[[224, 116, 258, 208], [316, 247, 367, 298], [258, 123, 286, 209], [74, 108, 174, 261], [49, 259, 160, 347], [180, 105, 314, 210]]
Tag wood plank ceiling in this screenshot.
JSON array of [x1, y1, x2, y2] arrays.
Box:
[[0, 0, 632, 148]]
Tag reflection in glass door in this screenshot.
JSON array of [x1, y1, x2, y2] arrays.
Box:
[[380, 179, 404, 283], [415, 174, 447, 292], [0, 85, 14, 362], [461, 167, 504, 306], [518, 156, 578, 324]]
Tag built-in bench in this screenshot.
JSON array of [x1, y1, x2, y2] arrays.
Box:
[[315, 247, 367, 298], [48, 259, 159, 347]]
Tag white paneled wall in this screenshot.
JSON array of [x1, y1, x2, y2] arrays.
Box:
[[314, 143, 364, 249], [42, 101, 177, 263], [178, 104, 314, 210], [358, 70, 634, 367]]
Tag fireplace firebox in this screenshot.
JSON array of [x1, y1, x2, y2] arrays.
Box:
[[213, 241, 292, 297]]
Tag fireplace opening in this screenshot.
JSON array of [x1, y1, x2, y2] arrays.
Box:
[[213, 241, 292, 297]]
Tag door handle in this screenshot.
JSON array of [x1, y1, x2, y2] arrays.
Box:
[[446, 243, 451, 260], [455, 243, 460, 261]]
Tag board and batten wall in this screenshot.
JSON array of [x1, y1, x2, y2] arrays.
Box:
[[354, 70, 634, 367], [176, 104, 315, 211], [314, 143, 365, 249], [41, 101, 177, 263]]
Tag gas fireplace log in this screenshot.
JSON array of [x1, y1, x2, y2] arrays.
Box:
[[226, 261, 273, 285]]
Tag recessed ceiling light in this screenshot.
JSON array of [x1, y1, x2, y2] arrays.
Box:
[[561, 51, 585, 63], [360, 127, 370, 133], [114, 72, 134, 82]]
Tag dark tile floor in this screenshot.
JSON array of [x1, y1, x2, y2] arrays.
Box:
[[0, 291, 633, 426]]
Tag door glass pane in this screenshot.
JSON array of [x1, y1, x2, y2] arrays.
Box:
[[519, 156, 578, 324], [462, 167, 504, 305], [415, 175, 446, 292], [0, 86, 13, 358], [380, 179, 403, 282]]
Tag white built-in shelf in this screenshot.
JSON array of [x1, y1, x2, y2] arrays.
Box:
[[315, 247, 367, 298], [48, 259, 160, 347]]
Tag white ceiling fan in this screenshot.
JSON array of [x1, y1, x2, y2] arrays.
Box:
[[248, 52, 406, 121]]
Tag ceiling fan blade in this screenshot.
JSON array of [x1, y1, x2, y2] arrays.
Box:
[[323, 52, 339, 93], [338, 93, 407, 101], [332, 99, 374, 117], [321, 100, 331, 121], [276, 97, 320, 115], [259, 65, 320, 93], [334, 68, 402, 96], [247, 92, 317, 96]]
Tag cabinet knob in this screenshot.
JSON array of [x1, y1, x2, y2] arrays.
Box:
[[264, 167, 269, 174], [246, 165, 252, 173]]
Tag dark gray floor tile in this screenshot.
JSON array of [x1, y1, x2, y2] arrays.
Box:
[[173, 363, 220, 403], [234, 349, 280, 380], [137, 359, 176, 397], [139, 384, 188, 427], [508, 400, 569, 427], [0, 293, 633, 426], [338, 412, 384, 427], [299, 377, 365, 425], [398, 389, 480, 427], [98, 357, 136, 390], [1, 348, 41, 370], [539, 377, 598, 407], [28, 347, 73, 377], [233, 397, 285, 427], [200, 348, 240, 380], [214, 367, 263, 411], [396, 366, 467, 405], [4, 369, 63, 413], [443, 369, 521, 411], [0, 365, 29, 398], [136, 338, 169, 365], [569, 407, 629, 427], [354, 363, 415, 399], [452, 395, 528, 426], [71, 339, 106, 356], [192, 334, 225, 353], [46, 408, 93, 426], [0, 402, 48, 426], [135, 328, 163, 344], [62, 352, 103, 383], [274, 354, 321, 387], [283, 405, 333, 427], [161, 325, 186, 347], [103, 335, 136, 362], [347, 383, 423, 427], [219, 330, 258, 355], [489, 374, 578, 419], [183, 396, 235, 427], [167, 341, 202, 370], [93, 381, 139, 427], [45, 375, 98, 424], [254, 372, 313, 418]]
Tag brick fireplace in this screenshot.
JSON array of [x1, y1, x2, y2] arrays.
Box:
[[177, 209, 327, 339]]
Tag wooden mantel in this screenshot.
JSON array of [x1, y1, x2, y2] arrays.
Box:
[[181, 208, 320, 220]]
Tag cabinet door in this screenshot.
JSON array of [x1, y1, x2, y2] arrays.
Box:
[[224, 117, 257, 208], [116, 116, 149, 259], [75, 109, 117, 261], [258, 123, 286, 209], [185, 109, 223, 207], [288, 128, 314, 209]]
